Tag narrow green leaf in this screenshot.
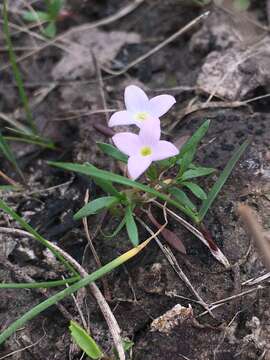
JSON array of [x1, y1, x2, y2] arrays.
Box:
[[3, 1, 36, 132], [43, 21, 56, 38], [0, 238, 151, 345], [97, 142, 128, 163], [176, 120, 210, 174], [180, 167, 215, 181], [4, 136, 55, 149], [0, 131, 24, 180], [168, 187, 197, 212], [0, 185, 18, 192], [198, 139, 250, 222], [48, 161, 199, 222], [182, 181, 207, 200], [23, 10, 50, 22], [101, 217, 126, 238], [0, 199, 78, 276], [69, 321, 103, 359], [0, 276, 80, 289], [125, 206, 139, 246], [74, 196, 119, 220]]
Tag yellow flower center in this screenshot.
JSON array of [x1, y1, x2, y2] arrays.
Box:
[[140, 146, 152, 157], [135, 112, 148, 121]]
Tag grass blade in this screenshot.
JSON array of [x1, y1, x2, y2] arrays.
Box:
[[48, 161, 199, 223], [2, 1, 36, 133], [125, 206, 139, 246], [97, 142, 128, 163], [198, 139, 250, 222], [0, 131, 24, 180], [0, 238, 151, 345], [0, 276, 80, 289], [0, 199, 78, 276]]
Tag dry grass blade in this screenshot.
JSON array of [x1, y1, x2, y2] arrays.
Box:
[[136, 217, 213, 317], [152, 200, 230, 267], [237, 204, 270, 271]]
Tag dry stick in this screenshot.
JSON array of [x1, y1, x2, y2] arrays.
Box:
[[0, 112, 31, 134], [0, 227, 125, 360], [0, 170, 20, 187], [152, 200, 230, 268], [0, 254, 73, 321], [103, 11, 210, 76], [237, 204, 270, 271], [242, 272, 270, 286], [0, 0, 145, 73], [82, 190, 111, 300], [198, 285, 265, 318], [136, 217, 213, 317]]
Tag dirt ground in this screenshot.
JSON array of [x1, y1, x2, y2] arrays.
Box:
[[0, 1, 270, 359]]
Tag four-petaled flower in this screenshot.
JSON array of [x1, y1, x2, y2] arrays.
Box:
[[109, 85, 176, 128], [112, 120, 179, 180]]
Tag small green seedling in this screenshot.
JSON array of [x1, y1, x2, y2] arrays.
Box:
[[69, 321, 103, 359], [23, 0, 64, 38]]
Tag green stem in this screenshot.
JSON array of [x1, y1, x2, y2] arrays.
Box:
[[0, 276, 80, 289]]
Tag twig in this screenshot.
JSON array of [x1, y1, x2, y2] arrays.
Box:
[[198, 285, 265, 318], [152, 200, 230, 268], [242, 272, 270, 286], [0, 227, 126, 360], [82, 190, 111, 300], [0, 170, 20, 187], [237, 204, 270, 271], [103, 11, 210, 76], [136, 217, 213, 316]]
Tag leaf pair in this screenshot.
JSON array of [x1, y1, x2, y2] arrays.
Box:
[[23, 0, 63, 38]]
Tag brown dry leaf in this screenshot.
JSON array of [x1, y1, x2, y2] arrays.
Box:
[[52, 28, 140, 80]]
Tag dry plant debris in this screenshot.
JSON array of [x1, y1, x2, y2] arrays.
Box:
[[52, 28, 140, 80], [151, 304, 193, 334]]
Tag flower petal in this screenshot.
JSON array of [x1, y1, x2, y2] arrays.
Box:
[[108, 110, 134, 127], [139, 118, 161, 145], [149, 95, 176, 117], [112, 132, 141, 156], [128, 154, 152, 180], [125, 85, 149, 113], [152, 140, 179, 161]]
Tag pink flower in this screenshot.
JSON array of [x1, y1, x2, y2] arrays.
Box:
[[112, 120, 179, 180], [109, 85, 176, 129]]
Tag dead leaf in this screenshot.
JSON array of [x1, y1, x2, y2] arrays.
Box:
[[147, 210, 187, 254], [52, 28, 140, 80]]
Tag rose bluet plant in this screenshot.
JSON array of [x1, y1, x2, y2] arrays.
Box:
[[49, 84, 249, 263]]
